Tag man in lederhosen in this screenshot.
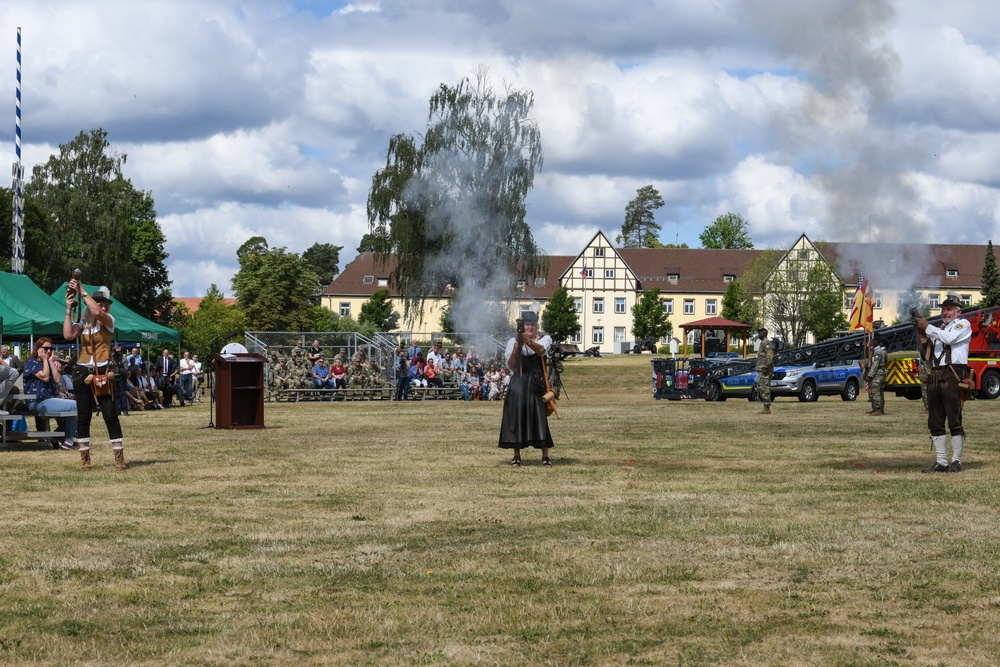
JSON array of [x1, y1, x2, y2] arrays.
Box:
[[914, 296, 971, 473]]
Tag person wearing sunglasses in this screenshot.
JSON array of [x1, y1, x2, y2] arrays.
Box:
[[22, 338, 77, 450]]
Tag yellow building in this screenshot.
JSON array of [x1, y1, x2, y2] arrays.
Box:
[[321, 233, 991, 354]]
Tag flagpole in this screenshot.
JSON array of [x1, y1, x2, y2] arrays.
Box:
[[11, 27, 24, 274]]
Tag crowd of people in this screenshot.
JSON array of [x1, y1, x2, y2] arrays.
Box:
[[262, 337, 565, 404], [116, 346, 204, 412]]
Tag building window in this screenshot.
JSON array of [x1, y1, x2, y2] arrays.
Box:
[[593, 298, 604, 314], [668, 273, 679, 281], [962, 294, 972, 306], [594, 247, 605, 257], [946, 269, 959, 278], [573, 297, 582, 313], [683, 299, 695, 315], [662, 299, 673, 315], [706, 299, 717, 315], [844, 293, 854, 309], [615, 298, 626, 314], [571, 330, 582, 344], [724, 274, 735, 282], [519, 304, 531, 315], [929, 294, 940, 309], [798, 249, 810, 260], [592, 327, 604, 344], [377, 278, 388, 286], [581, 268, 594, 278], [605, 269, 615, 279], [874, 293, 883, 309], [533, 277, 546, 286], [362, 275, 374, 285], [614, 326, 626, 342], [516, 279, 526, 291], [339, 302, 351, 317]]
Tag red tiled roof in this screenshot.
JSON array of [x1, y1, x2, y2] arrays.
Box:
[[175, 297, 237, 313], [617, 247, 762, 294], [322, 252, 574, 299]]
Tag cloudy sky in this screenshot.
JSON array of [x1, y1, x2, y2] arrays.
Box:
[[4, 0, 1000, 296]]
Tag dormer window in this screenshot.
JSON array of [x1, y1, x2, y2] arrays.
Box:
[[377, 278, 388, 286], [533, 277, 546, 287], [946, 268, 959, 278], [516, 280, 526, 290], [362, 275, 374, 285], [723, 274, 735, 282], [668, 273, 679, 282]]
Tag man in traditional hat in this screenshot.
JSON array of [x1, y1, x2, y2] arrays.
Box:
[[914, 296, 971, 472], [755, 327, 774, 414]]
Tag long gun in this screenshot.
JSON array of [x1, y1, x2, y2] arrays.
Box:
[[66, 268, 83, 323]]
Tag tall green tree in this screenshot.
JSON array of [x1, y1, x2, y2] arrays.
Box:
[[357, 230, 390, 254], [231, 236, 322, 331], [616, 185, 664, 248], [801, 263, 849, 341], [721, 280, 758, 327], [359, 289, 400, 331], [980, 240, 1000, 307], [179, 284, 245, 360], [700, 212, 754, 249], [21, 129, 172, 320], [367, 66, 544, 318], [631, 288, 672, 340], [540, 286, 581, 343], [302, 242, 342, 286]]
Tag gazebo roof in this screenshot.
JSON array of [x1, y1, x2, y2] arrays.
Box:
[[681, 317, 752, 330]]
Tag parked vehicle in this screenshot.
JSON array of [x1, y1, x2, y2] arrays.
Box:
[[706, 361, 861, 402], [770, 360, 862, 402]]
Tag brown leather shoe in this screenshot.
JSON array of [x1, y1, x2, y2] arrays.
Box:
[[113, 448, 126, 470], [80, 449, 92, 470]]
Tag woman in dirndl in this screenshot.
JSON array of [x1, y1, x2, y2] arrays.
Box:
[[498, 311, 554, 467], [63, 281, 126, 470]]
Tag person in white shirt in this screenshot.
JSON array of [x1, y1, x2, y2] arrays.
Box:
[[191, 354, 204, 402], [179, 350, 195, 402], [915, 296, 973, 473]]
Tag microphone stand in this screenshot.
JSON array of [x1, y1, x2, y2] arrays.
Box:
[[198, 366, 215, 429]]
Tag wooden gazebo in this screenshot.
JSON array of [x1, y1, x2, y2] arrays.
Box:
[[680, 316, 754, 358]]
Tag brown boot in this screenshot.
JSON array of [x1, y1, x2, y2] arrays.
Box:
[[759, 405, 771, 414], [113, 448, 126, 470], [872, 408, 885, 416], [80, 449, 92, 470]]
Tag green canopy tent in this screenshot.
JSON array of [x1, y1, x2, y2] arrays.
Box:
[[50, 281, 180, 345], [0, 272, 68, 336]]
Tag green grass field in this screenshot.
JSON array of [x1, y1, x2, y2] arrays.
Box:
[[1, 355, 998, 666]]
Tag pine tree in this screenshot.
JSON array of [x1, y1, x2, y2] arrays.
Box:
[[980, 240, 1000, 307]]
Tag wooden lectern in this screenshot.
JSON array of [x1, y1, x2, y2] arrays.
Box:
[[212, 352, 266, 429]]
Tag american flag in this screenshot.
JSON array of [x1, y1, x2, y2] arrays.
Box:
[[857, 268, 864, 289], [580, 262, 588, 278]]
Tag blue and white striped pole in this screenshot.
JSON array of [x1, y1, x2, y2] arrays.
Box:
[[11, 26, 24, 274]]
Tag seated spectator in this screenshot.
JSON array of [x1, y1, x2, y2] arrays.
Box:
[[134, 366, 163, 409], [484, 364, 502, 400], [469, 372, 482, 400], [427, 341, 444, 366], [329, 358, 348, 390], [424, 358, 444, 388], [126, 347, 144, 370], [451, 351, 467, 375], [467, 347, 483, 380], [123, 366, 147, 410], [0, 345, 18, 415], [53, 357, 75, 399], [457, 369, 472, 401], [311, 357, 336, 389], [151, 365, 184, 407], [22, 338, 77, 449], [410, 359, 428, 388], [308, 339, 323, 365], [439, 352, 454, 383]]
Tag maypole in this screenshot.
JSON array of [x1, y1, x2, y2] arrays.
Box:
[[11, 27, 24, 274]]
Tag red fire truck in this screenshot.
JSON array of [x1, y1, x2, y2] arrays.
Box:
[[885, 305, 1000, 400]]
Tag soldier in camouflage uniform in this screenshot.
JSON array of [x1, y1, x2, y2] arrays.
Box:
[[272, 358, 292, 400], [291, 359, 310, 389], [367, 358, 386, 398], [290, 341, 306, 365], [266, 351, 280, 400], [755, 327, 774, 414], [865, 333, 888, 416]]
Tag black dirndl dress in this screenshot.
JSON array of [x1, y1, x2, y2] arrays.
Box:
[[498, 348, 553, 450]]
